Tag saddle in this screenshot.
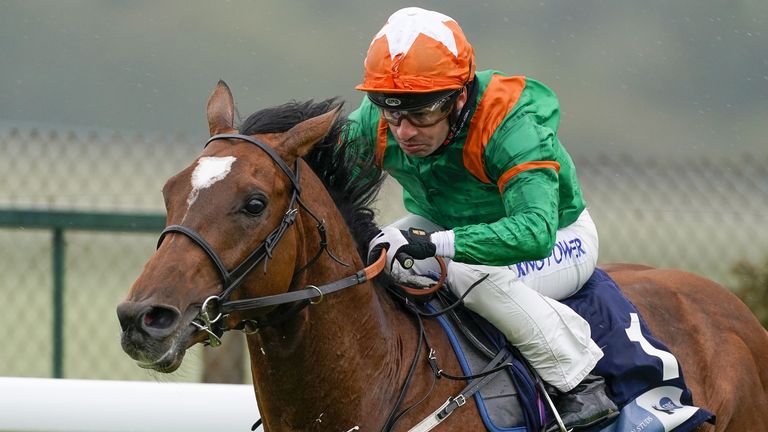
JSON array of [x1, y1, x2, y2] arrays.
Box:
[[424, 292, 543, 431], [393, 268, 716, 432]]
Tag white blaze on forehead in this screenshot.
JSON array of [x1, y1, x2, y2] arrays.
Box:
[[186, 156, 236, 208], [374, 7, 458, 59]]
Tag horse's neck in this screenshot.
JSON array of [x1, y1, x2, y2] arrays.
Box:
[[247, 190, 413, 430]]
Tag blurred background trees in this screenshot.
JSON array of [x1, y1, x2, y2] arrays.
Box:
[[732, 257, 768, 329]]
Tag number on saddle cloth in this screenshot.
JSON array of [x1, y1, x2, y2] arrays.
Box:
[[561, 269, 715, 432]]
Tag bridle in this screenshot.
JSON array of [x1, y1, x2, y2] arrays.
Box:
[[156, 133, 385, 346], [154, 133, 453, 432]]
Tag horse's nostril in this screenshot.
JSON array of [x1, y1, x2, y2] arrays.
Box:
[[140, 306, 180, 333], [117, 301, 141, 332], [117, 302, 181, 337]]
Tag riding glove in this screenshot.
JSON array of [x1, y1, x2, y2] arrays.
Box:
[[368, 226, 437, 271]]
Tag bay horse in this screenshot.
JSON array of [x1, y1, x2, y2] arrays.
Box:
[[117, 81, 768, 431]]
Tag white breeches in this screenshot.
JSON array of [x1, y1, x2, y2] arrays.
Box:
[[387, 209, 603, 392]]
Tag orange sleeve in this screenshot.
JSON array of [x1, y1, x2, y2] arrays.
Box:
[[496, 161, 561, 193]]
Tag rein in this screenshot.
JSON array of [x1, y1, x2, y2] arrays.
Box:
[[156, 133, 385, 346]]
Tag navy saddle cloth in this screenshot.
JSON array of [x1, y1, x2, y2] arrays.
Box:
[[430, 268, 715, 432]]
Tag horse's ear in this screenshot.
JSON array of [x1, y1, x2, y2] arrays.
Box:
[[278, 106, 342, 159], [207, 80, 236, 135]]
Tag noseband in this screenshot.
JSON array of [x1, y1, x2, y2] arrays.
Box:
[[156, 134, 385, 346]]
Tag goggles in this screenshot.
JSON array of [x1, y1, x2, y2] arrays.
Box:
[[378, 90, 460, 127]]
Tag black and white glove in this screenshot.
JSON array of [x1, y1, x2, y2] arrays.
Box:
[[367, 226, 437, 272]]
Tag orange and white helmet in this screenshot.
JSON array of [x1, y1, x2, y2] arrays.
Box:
[[356, 7, 476, 97]]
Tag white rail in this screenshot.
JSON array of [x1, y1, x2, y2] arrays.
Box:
[[0, 377, 259, 431]]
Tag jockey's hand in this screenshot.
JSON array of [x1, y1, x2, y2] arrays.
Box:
[[367, 226, 437, 271]]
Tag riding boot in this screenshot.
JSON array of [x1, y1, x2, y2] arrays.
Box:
[[546, 374, 619, 432]]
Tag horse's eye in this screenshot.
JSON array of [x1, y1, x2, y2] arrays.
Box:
[[243, 196, 267, 216]]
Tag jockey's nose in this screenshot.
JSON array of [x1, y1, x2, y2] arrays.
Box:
[[394, 118, 419, 141], [117, 301, 181, 339]]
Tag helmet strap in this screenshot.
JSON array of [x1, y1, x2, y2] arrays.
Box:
[[441, 77, 478, 147]]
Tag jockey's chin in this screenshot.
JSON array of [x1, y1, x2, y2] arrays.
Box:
[[397, 140, 441, 157]]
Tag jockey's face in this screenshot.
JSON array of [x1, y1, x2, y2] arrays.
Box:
[[388, 89, 468, 157]]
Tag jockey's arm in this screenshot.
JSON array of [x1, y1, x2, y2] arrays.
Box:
[[442, 115, 562, 266], [449, 167, 560, 265]]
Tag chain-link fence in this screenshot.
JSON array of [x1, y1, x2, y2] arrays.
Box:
[[576, 152, 768, 286], [0, 127, 210, 382], [1, 125, 766, 382]]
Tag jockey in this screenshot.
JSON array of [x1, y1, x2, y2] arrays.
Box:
[[346, 7, 618, 431]]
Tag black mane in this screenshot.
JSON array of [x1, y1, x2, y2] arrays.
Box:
[[239, 99, 385, 261]]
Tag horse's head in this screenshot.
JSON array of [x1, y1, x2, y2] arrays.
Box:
[[117, 81, 340, 372]]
